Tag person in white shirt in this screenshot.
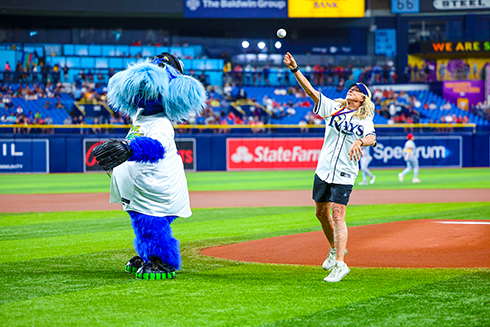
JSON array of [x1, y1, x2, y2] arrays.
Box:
[[398, 133, 420, 183], [359, 145, 375, 185], [284, 52, 376, 282]]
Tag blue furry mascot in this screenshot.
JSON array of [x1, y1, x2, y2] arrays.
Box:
[[93, 53, 206, 280]]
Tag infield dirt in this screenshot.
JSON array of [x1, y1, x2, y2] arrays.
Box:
[[2, 189, 489, 268]]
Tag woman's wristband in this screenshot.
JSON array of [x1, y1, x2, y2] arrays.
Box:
[[359, 139, 364, 146], [290, 66, 299, 73]]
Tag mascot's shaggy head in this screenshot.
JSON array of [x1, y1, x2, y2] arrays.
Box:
[[106, 52, 207, 122]]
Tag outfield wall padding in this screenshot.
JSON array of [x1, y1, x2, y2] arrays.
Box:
[[0, 132, 488, 173]]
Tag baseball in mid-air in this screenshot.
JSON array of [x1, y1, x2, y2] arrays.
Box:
[[277, 28, 287, 38]]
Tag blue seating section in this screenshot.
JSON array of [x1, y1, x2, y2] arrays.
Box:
[[242, 86, 487, 126], [407, 90, 489, 126], [0, 42, 224, 85], [1, 97, 70, 124], [243, 86, 389, 125], [1, 83, 488, 127]]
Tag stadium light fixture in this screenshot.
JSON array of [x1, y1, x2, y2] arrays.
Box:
[[242, 41, 250, 49], [258, 41, 266, 50], [275, 41, 282, 49]]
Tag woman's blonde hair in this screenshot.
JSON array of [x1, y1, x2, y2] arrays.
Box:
[[334, 96, 375, 120]]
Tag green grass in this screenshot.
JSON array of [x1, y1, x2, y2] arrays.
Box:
[[1, 167, 490, 194], [1, 170, 489, 326], [1, 202, 489, 326]]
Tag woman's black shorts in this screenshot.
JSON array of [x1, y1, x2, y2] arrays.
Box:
[[312, 174, 353, 205]]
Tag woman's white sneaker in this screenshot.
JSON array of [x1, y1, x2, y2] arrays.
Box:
[[322, 249, 348, 271], [324, 261, 350, 282], [322, 248, 337, 270]]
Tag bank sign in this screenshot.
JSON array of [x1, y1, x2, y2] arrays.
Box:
[[0, 139, 49, 173], [226, 136, 462, 170], [184, 0, 288, 17]]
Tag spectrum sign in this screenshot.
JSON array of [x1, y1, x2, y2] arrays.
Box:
[[227, 137, 323, 170]]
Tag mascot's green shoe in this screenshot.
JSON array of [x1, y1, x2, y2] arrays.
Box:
[[136, 257, 176, 280], [125, 256, 144, 274]]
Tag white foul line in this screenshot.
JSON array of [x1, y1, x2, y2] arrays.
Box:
[[437, 221, 490, 225]]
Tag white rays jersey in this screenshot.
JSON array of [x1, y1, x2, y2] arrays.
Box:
[[314, 93, 376, 185], [110, 111, 191, 218]]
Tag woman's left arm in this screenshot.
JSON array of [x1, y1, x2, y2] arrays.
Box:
[[348, 134, 376, 161]]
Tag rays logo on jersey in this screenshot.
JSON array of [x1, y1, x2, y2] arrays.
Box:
[[328, 115, 364, 136], [126, 125, 144, 141]]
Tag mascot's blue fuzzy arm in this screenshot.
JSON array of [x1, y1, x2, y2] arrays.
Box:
[[128, 136, 165, 163], [167, 75, 207, 122], [107, 60, 169, 118]]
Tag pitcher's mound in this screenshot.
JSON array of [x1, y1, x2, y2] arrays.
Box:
[[201, 220, 490, 268]]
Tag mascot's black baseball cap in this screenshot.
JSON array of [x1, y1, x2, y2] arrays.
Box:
[[151, 52, 184, 74], [345, 80, 372, 100]]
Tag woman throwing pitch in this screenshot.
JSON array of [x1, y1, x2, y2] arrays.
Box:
[[284, 52, 376, 282]]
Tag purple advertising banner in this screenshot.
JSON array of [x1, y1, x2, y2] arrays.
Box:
[[443, 80, 485, 109]]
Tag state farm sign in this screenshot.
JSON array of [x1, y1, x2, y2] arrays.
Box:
[[227, 137, 324, 170]]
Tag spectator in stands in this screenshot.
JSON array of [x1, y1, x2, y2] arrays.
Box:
[[16, 105, 24, 115], [23, 87, 37, 100], [16, 113, 30, 134], [299, 118, 308, 133], [263, 65, 270, 85], [250, 116, 265, 133], [7, 112, 16, 123], [286, 101, 296, 116], [198, 71, 209, 87], [223, 83, 232, 99], [1, 114, 8, 123], [4, 61, 11, 81], [77, 115, 88, 134], [313, 64, 324, 85], [63, 115, 72, 125], [252, 65, 261, 85], [71, 84, 82, 101], [2, 94, 12, 109], [62, 65, 69, 81], [284, 69, 290, 85], [86, 70, 94, 84], [277, 66, 284, 85], [45, 115, 54, 134], [263, 95, 273, 113], [233, 63, 243, 85], [55, 99, 64, 109], [83, 88, 96, 104], [91, 117, 102, 134], [76, 70, 86, 84], [243, 64, 252, 85], [404, 64, 412, 83], [52, 64, 61, 83], [43, 101, 51, 110], [441, 101, 452, 110], [14, 60, 23, 82], [429, 102, 437, 110]]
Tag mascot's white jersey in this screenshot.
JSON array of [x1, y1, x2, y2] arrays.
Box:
[[110, 111, 191, 218], [314, 93, 376, 185]]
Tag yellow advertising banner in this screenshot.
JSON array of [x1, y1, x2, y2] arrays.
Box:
[[288, 0, 365, 18]]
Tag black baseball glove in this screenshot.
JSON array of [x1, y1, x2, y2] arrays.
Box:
[[93, 139, 133, 171]]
